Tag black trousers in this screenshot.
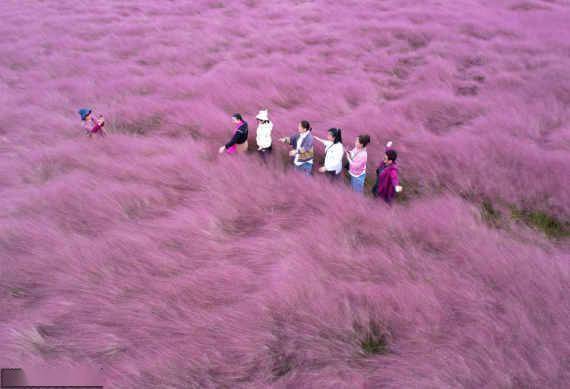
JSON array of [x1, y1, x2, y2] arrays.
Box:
[[257, 146, 272, 161], [325, 170, 341, 180]]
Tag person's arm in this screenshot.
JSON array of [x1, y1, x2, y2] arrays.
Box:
[[346, 148, 359, 163], [224, 129, 242, 149], [97, 116, 106, 135], [280, 133, 297, 146], [281, 134, 297, 156], [350, 151, 366, 172], [313, 136, 329, 146], [391, 169, 402, 192]]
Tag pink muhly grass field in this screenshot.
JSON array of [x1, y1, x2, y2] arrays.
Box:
[[0, 0, 569, 388]]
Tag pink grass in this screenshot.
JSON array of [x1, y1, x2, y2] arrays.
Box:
[[1, 1, 569, 387]]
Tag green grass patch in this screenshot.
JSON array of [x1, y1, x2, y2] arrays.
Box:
[[511, 208, 570, 239], [361, 331, 389, 355], [355, 321, 391, 356]]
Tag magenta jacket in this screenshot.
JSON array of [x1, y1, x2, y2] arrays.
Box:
[[376, 162, 399, 203], [374, 145, 400, 203]]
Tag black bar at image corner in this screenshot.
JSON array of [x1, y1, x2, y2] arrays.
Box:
[[1, 369, 102, 388]]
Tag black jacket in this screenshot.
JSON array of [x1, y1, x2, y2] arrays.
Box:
[[225, 122, 248, 149]]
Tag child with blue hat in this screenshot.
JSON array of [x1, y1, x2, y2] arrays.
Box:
[[78, 108, 106, 137]]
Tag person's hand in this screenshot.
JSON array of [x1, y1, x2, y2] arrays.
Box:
[[288, 149, 296, 157], [218, 146, 226, 154], [386, 141, 393, 148], [395, 185, 403, 193], [318, 167, 326, 173]]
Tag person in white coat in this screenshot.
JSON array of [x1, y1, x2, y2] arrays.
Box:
[[255, 109, 273, 160], [314, 128, 344, 179]]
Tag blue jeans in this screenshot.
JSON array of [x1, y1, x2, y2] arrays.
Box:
[[295, 162, 313, 176], [351, 174, 366, 192]]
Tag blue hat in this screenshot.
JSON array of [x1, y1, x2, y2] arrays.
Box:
[[78, 108, 92, 120]]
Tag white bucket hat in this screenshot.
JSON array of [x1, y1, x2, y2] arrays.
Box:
[[256, 109, 269, 121]]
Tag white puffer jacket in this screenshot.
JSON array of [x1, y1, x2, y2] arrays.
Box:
[[323, 141, 344, 174], [256, 121, 273, 150]]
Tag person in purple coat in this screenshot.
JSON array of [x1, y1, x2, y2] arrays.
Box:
[[372, 142, 402, 204]]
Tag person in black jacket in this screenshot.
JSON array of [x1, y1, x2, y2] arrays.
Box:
[[219, 113, 249, 154]]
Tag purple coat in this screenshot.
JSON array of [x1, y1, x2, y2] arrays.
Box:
[[376, 163, 399, 203]]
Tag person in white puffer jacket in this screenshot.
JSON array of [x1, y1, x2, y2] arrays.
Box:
[[314, 128, 344, 180], [255, 109, 273, 160]]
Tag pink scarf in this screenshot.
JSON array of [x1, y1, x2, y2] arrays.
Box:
[[226, 122, 243, 154]]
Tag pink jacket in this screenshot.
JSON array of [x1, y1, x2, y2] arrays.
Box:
[[347, 148, 367, 177]]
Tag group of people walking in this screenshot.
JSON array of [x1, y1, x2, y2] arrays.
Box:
[[79, 107, 402, 203], [217, 109, 402, 203]]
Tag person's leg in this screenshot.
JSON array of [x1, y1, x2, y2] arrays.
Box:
[[259, 146, 272, 162], [360, 174, 366, 192], [352, 174, 366, 193], [350, 176, 358, 191], [301, 162, 313, 176], [371, 176, 379, 197]]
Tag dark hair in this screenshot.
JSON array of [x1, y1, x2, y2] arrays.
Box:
[[328, 128, 342, 144], [257, 119, 270, 124], [358, 134, 370, 147], [386, 149, 398, 162], [232, 113, 243, 122], [300, 120, 311, 132]]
